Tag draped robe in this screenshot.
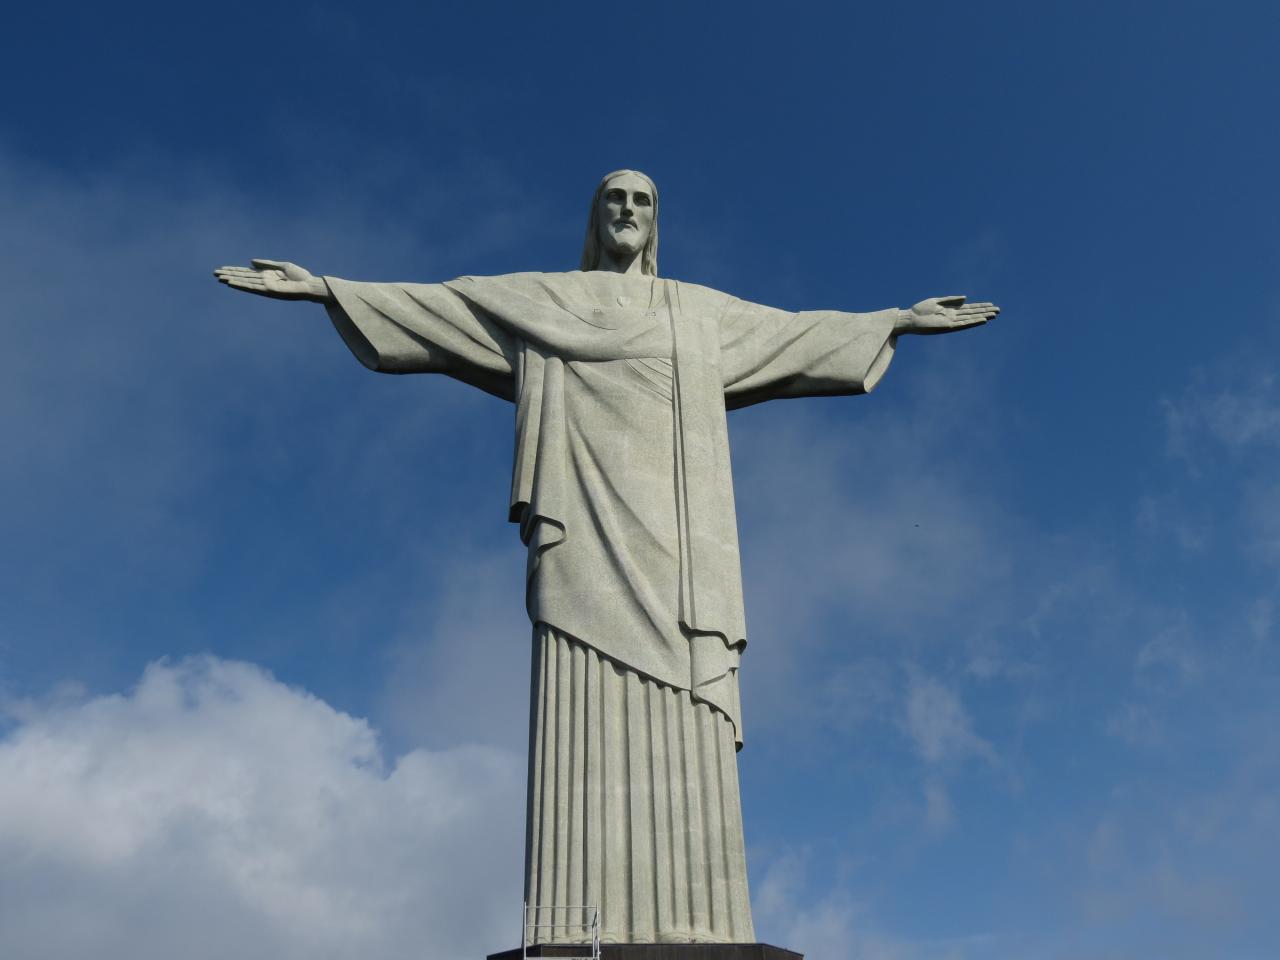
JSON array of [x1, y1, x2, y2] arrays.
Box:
[[323, 270, 898, 942]]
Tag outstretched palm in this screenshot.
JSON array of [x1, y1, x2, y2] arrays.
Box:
[[897, 295, 1000, 335], [214, 259, 329, 302]]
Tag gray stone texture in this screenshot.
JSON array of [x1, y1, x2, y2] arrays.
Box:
[[212, 169, 999, 947]]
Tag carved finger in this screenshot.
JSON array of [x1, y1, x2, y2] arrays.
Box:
[[250, 258, 287, 269], [227, 278, 266, 291], [935, 295, 966, 307], [216, 268, 263, 280]]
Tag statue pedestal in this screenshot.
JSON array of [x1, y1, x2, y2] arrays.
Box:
[[488, 945, 802, 960]]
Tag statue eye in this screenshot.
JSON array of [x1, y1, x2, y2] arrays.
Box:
[[634, 194, 651, 206]]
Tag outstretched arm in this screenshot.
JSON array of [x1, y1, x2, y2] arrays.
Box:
[[214, 259, 332, 303], [718, 295, 900, 409], [211, 259, 517, 399], [718, 291, 1001, 409], [895, 295, 999, 334]]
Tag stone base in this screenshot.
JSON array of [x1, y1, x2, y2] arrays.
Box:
[[488, 945, 802, 960]]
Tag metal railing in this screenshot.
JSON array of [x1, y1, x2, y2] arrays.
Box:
[[522, 902, 600, 960]]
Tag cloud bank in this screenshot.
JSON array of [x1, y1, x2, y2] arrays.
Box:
[[0, 657, 524, 960]]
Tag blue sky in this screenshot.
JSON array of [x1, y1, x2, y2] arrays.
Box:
[[1, 2, 1278, 958]]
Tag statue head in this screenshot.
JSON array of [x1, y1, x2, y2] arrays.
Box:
[[580, 169, 659, 275]]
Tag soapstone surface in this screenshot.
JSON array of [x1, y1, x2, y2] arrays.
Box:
[[213, 169, 1000, 945]]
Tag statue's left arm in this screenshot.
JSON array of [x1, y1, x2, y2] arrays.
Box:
[[719, 294, 998, 410]]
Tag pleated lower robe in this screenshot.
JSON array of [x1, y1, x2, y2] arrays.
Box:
[[525, 626, 754, 944]]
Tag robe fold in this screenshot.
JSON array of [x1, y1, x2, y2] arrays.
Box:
[[323, 269, 898, 943], [325, 270, 897, 743]]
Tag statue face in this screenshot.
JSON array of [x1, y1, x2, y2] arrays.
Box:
[[596, 172, 654, 259]]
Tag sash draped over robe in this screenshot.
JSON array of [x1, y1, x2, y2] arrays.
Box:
[[323, 270, 898, 942]]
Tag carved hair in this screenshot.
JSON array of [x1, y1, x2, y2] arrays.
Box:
[[580, 169, 659, 276]]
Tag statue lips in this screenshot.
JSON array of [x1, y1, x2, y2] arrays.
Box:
[[609, 219, 641, 252]]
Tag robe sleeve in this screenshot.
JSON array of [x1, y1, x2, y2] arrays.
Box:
[[323, 277, 518, 401], [718, 297, 900, 410]]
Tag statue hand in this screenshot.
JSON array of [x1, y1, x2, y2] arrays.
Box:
[[214, 259, 330, 302], [896, 296, 1000, 335]]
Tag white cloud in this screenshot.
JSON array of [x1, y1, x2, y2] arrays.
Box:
[[734, 392, 1013, 644], [1241, 479, 1280, 565], [0, 657, 524, 960], [1136, 491, 1208, 552], [1071, 714, 1280, 956], [751, 852, 896, 960], [1106, 622, 1203, 749], [752, 851, 998, 960], [728, 361, 1021, 745], [896, 674, 997, 834], [378, 545, 531, 751], [1133, 628, 1200, 691], [1104, 701, 1165, 749], [922, 780, 954, 831], [1160, 372, 1280, 470], [1246, 596, 1272, 644], [1157, 365, 1280, 566], [1195, 376, 1280, 451], [902, 674, 995, 767]]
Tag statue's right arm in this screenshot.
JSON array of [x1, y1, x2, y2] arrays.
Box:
[[214, 259, 333, 303], [215, 261, 518, 399]]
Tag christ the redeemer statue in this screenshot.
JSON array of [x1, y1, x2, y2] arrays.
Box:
[[215, 170, 999, 947]]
